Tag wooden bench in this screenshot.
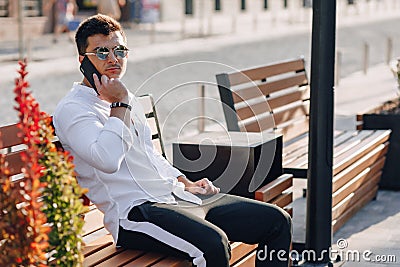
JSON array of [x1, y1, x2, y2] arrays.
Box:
[[1, 94, 292, 266], [216, 57, 391, 233]]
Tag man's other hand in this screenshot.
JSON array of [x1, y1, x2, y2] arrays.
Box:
[[185, 178, 220, 195]]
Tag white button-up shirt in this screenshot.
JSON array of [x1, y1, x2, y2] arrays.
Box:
[[53, 83, 201, 242]]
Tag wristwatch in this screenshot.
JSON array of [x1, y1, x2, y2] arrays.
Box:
[[110, 102, 132, 111]]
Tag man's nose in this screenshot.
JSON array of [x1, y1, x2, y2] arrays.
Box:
[[107, 51, 118, 63]]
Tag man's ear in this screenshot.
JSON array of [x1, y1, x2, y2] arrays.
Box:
[[78, 55, 84, 63]]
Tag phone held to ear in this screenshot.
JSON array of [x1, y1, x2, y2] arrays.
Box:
[[80, 56, 101, 95]]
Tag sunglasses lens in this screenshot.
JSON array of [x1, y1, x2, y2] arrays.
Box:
[[90, 46, 128, 60], [96, 47, 109, 60], [114, 45, 128, 59], [114, 50, 127, 59]]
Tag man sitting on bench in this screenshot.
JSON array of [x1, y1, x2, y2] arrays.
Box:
[[53, 14, 291, 267]]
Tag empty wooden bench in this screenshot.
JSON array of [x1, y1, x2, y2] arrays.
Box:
[[216, 57, 391, 233], [1, 94, 292, 266]]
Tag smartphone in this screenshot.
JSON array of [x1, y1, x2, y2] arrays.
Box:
[[80, 56, 101, 95]]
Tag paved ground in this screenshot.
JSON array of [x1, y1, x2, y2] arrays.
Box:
[[1, 1, 400, 265]]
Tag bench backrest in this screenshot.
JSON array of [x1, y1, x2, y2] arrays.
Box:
[[217, 57, 310, 142], [137, 94, 166, 157]]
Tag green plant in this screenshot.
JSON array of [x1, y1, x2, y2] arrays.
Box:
[[1, 60, 50, 267], [38, 116, 87, 266], [1, 60, 87, 266]]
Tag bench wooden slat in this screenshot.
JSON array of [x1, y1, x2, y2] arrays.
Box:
[[267, 87, 309, 110], [332, 171, 381, 220], [82, 208, 105, 236], [333, 164, 383, 209], [232, 84, 265, 103], [83, 244, 125, 267], [235, 88, 309, 123], [83, 228, 110, 245], [282, 133, 308, 157], [82, 234, 114, 257], [4, 150, 25, 176], [276, 117, 309, 143], [283, 129, 341, 152], [282, 130, 355, 168], [332, 185, 379, 233], [289, 130, 390, 171], [231, 251, 257, 267], [331, 131, 362, 154], [332, 130, 390, 175], [255, 174, 293, 202], [147, 117, 159, 136], [227, 58, 306, 86], [137, 94, 153, 114], [273, 101, 309, 127], [0, 123, 22, 149], [332, 143, 388, 193], [271, 192, 293, 209], [282, 137, 309, 165], [263, 72, 308, 96], [334, 156, 385, 197], [96, 250, 151, 267], [229, 242, 258, 265], [240, 114, 275, 132], [332, 154, 384, 206], [232, 72, 308, 104], [282, 129, 344, 158], [150, 257, 191, 267], [143, 94, 165, 157], [332, 130, 373, 157], [236, 101, 271, 121]]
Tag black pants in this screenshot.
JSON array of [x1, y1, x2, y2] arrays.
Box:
[[117, 193, 292, 267]]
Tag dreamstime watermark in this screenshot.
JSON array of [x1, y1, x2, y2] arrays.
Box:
[[257, 238, 397, 263]]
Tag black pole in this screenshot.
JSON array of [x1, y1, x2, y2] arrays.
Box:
[[305, 0, 336, 264], [241, 0, 246, 10], [185, 0, 193, 15], [215, 0, 221, 11]]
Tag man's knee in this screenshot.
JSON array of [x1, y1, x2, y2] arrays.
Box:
[[200, 230, 230, 266], [277, 206, 292, 232], [259, 204, 292, 242]]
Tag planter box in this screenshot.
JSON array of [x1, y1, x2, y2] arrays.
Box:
[[360, 98, 400, 190], [173, 132, 283, 199]]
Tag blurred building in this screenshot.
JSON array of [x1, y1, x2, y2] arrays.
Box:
[[0, 0, 47, 40], [0, 0, 281, 40], [161, 0, 271, 21]]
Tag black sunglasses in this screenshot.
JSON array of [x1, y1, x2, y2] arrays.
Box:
[[84, 45, 129, 60]]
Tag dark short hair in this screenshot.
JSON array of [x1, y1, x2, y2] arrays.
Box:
[[75, 14, 127, 56]]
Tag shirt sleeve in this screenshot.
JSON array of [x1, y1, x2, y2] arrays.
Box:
[[54, 102, 134, 173]]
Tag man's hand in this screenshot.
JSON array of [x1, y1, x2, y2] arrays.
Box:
[[93, 74, 129, 103], [178, 176, 220, 195], [93, 74, 130, 127]]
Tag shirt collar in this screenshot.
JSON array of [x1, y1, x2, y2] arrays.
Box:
[[74, 82, 99, 97]]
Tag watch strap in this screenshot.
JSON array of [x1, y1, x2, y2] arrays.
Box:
[[110, 102, 132, 111]]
